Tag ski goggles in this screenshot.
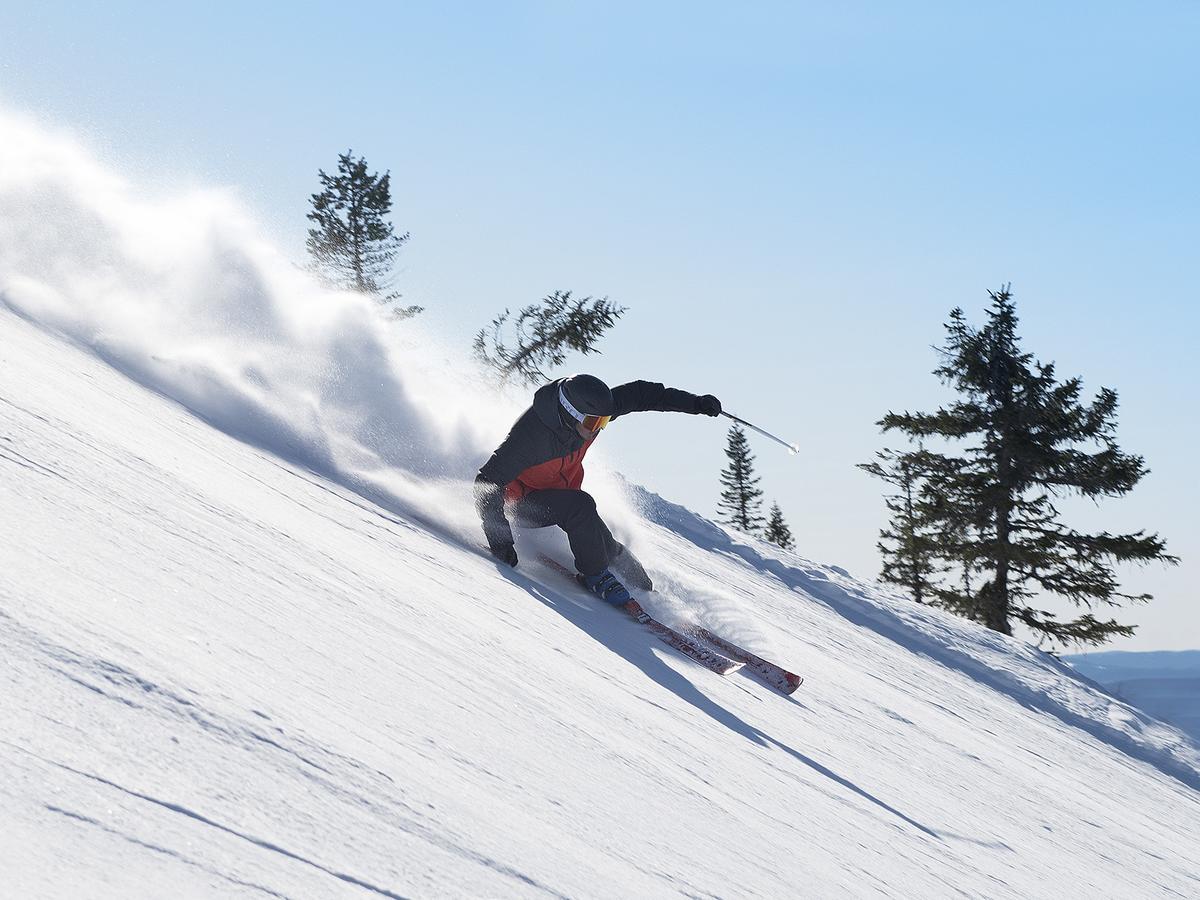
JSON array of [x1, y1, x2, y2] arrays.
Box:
[[559, 386, 612, 433]]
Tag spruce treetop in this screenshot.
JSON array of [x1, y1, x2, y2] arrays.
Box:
[[473, 291, 625, 385], [718, 424, 764, 534], [306, 150, 419, 317], [764, 502, 795, 551]]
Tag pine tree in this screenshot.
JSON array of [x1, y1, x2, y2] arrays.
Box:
[[473, 290, 625, 385], [863, 286, 1177, 646], [717, 424, 764, 534], [764, 502, 795, 550], [306, 150, 421, 318], [858, 446, 941, 604]]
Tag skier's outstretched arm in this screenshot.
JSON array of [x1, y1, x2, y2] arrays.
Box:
[[610, 380, 722, 420]]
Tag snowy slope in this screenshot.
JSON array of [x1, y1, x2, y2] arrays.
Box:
[[4, 114, 1200, 898], [7, 309, 1200, 899]]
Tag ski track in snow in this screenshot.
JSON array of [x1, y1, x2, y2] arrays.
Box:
[[1, 607, 564, 899]]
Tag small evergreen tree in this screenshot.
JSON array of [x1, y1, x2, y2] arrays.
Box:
[[718, 424, 764, 534], [473, 290, 625, 385], [862, 286, 1177, 646], [764, 502, 795, 550], [306, 150, 421, 318]]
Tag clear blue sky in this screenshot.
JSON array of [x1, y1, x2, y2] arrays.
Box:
[[2, 1, 1196, 649]]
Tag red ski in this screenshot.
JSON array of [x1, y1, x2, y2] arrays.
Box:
[[535, 555, 742, 676], [691, 627, 803, 694], [621, 598, 743, 676]]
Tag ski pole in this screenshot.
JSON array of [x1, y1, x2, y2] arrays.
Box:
[[720, 411, 800, 456]]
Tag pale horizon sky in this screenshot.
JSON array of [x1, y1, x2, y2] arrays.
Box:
[[2, 1, 1196, 650]]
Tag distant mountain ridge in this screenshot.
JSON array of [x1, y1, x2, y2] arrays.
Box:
[[1066, 651, 1200, 743]]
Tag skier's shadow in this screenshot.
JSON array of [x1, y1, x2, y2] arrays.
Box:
[[497, 564, 940, 841], [511, 570, 774, 740]]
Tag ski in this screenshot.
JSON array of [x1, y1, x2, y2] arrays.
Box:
[[535, 555, 742, 676], [621, 598, 743, 676], [691, 627, 803, 694]]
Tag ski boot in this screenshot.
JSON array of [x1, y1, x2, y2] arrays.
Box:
[[579, 569, 635, 607]]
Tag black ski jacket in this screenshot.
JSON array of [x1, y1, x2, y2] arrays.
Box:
[[475, 378, 706, 549]]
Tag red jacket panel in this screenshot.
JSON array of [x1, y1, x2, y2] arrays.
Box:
[[503, 437, 596, 502]]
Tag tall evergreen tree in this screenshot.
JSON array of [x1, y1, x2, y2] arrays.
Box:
[[764, 502, 795, 550], [473, 290, 625, 386], [718, 424, 764, 534], [306, 150, 420, 318], [862, 286, 1176, 646]]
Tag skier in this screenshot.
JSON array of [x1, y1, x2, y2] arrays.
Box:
[[475, 374, 722, 605]]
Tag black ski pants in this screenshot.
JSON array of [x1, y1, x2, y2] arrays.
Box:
[[509, 489, 622, 577]]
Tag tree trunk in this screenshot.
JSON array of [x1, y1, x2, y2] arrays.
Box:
[[989, 369, 1015, 635]]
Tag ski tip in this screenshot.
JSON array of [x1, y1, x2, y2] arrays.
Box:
[[784, 673, 803, 693]]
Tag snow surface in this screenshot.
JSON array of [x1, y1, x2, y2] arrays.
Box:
[[4, 113, 1200, 898]]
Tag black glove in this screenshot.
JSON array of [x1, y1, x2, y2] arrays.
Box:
[[694, 394, 722, 417], [489, 539, 519, 567]]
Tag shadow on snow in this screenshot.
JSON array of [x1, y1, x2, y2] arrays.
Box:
[[497, 564, 941, 842]]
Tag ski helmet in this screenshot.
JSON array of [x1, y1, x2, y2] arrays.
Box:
[[559, 374, 614, 432]]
